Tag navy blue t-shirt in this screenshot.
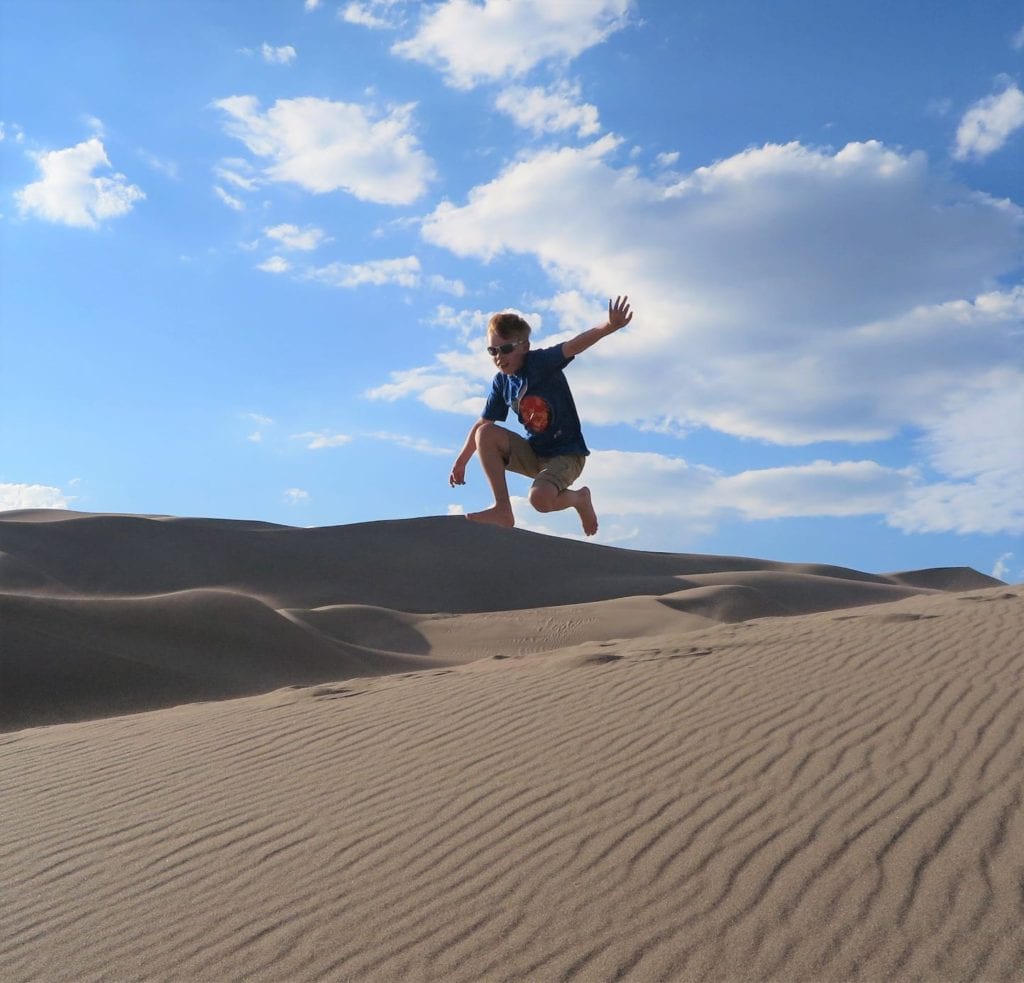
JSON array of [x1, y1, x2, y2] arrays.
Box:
[[482, 344, 589, 458]]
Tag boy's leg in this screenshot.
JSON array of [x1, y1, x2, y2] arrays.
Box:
[[528, 456, 598, 536], [466, 422, 516, 528]]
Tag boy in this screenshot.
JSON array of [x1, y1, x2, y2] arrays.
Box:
[[449, 295, 633, 536]]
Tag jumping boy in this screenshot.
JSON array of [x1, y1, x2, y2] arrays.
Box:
[[448, 295, 633, 536]]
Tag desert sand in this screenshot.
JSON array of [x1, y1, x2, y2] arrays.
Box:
[[2, 509, 1022, 982]]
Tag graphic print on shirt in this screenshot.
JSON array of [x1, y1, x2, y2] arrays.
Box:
[[516, 394, 552, 434]]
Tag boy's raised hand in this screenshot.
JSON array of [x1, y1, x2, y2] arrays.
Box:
[[608, 295, 633, 331]]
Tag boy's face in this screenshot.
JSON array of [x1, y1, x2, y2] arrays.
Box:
[[487, 330, 529, 375]]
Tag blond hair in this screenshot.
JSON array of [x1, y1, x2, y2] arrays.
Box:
[[488, 311, 532, 340]]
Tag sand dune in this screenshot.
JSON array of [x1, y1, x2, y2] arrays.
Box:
[[0, 510, 1001, 730], [2, 510, 1021, 981]]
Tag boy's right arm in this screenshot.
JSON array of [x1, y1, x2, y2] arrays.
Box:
[[449, 418, 488, 486]]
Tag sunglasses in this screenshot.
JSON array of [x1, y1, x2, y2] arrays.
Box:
[[487, 340, 524, 356]]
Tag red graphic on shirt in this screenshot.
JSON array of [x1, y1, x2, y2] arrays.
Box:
[[518, 394, 551, 434]]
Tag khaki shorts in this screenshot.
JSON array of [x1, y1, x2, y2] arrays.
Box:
[[504, 431, 586, 493]]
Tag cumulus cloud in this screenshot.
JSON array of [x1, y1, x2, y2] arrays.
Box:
[[581, 452, 916, 522], [371, 136, 1023, 534], [447, 450, 924, 546], [953, 83, 1024, 161], [494, 81, 601, 137], [418, 139, 1020, 434], [214, 95, 435, 204], [393, 0, 632, 89], [16, 137, 145, 228], [0, 482, 70, 511]]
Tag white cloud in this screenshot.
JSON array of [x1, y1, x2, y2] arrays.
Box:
[[305, 0, 321, 10], [0, 482, 70, 511], [215, 158, 260, 191], [284, 488, 311, 503], [991, 553, 1013, 581], [264, 223, 332, 250], [393, 0, 632, 89], [953, 83, 1024, 161], [214, 185, 244, 210], [308, 255, 422, 288], [494, 81, 601, 137], [214, 95, 435, 204], [431, 305, 490, 340], [369, 431, 454, 456], [656, 151, 681, 167], [0, 120, 24, 143], [372, 137, 1023, 535], [418, 139, 1021, 440], [258, 255, 291, 273], [578, 452, 915, 524], [342, 1, 402, 29], [711, 460, 916, 520], [138, 150, 179, 179], [887, 374, 1024, 535], [293, 431, 353, 450], [304, 255, 464, 294], [16, 137, 145, 228], [261, 42, 297, 65], [450, 450, 922, 545]]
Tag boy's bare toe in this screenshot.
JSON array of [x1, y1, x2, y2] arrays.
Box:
[[576, 487, 599, 536]]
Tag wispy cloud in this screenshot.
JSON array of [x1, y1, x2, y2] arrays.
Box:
[[292, 431, 353, 450], [264, 223, 332, 251], [258, 256, 291, 273], [369, 431, 454, 456], [261, 42, 297, 65], [303, 255, 464, 294], [214, 185, 244, 211]]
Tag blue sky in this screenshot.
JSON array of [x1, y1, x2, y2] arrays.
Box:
[[1, 0, 1022, 579]]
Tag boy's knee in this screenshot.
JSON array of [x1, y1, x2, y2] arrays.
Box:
[[529, 481, 558, 512], [475, 421, 500, 448]]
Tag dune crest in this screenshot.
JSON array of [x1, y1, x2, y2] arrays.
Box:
[[0, 509, 1003, 730]]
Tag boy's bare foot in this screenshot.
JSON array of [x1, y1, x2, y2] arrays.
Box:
[[466, 504, 515, 529], [575, 486, 598, 536]]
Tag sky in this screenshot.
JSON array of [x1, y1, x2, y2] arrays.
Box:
[[1, 0, 1022, 580]]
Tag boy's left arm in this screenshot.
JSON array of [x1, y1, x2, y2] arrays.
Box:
[[561, 295, 633, 358]]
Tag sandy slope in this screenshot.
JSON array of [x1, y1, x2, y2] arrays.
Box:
[[0, 510, 1001, 730], [2, 511, 1021, 981]]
